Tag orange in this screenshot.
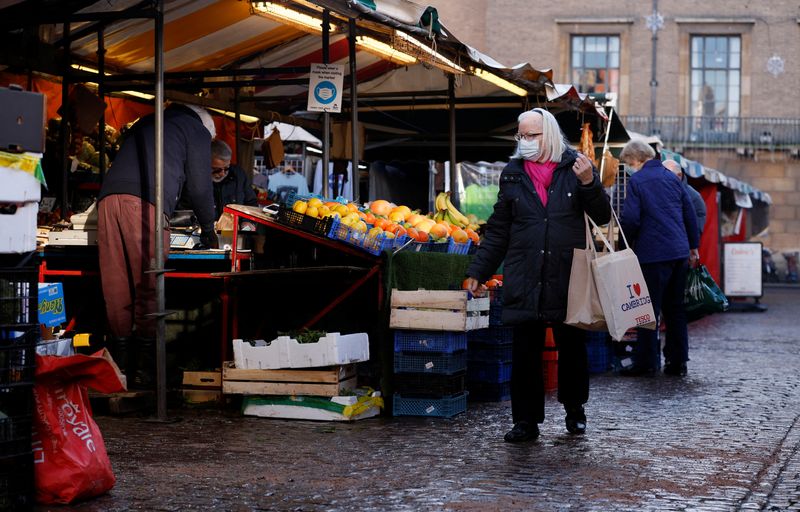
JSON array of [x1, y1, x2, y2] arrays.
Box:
[[369, 199, 392, 216], [394, 225, 407, 238], [451, 228, 469, 244], [406, 227, 419, 240], [363, 212, 376, 224], [374, 218, 390, 230], [464, 228, 480, 243], [429, 223, 449, 240], [407, 213, 425, 227], [346, 202, 359, 212], [391, 205, 412, 220], [486, 278, 502, 289], [415, 230, 429, 243]]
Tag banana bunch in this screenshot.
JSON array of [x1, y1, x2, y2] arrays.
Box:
[[434, 192, 470, 228]]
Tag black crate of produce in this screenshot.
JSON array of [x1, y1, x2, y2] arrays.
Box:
[[393, 371, 466, 398], [0, 384, 33, 457], [467, 360, 512, 384], [467, 381, 511, 402], [393, 330, 467, 354], [392, 392, 467, 418], [468, 343, 512, 363], [0, 451, 34, 511], [275, 205, 335, 237], [393, 351, 467, 375], [467, 326, 514, 346]]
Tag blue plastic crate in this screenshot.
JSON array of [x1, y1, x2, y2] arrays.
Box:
[[393, 351, 467, 375], [468, 327, 514, 346], [467, 381, 511, 402], [392, 392, 467, 418], [489, 288, 503, 326], [468, 343, 512, 363], [447, 238, 472, 255], [393, 372, 466, 397], [283, 191, 324, 208], [467, 360, 512, 383], [394, 330, 467, 354], [586, 331, 612, 374]]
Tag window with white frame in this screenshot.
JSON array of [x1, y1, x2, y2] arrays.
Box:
[[570, 35, 620, 94], [690, 35, 741, 128]]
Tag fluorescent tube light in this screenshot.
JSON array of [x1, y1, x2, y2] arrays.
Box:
[[253, 2, 334, 33], [394, 30, 464, 73], [356, 36, 417, 65], [472, 68, 527, 96]]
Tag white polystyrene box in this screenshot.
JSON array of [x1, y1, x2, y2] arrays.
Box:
[[0, 201, 38, 253], [232, 332, 370, 369], [0, 167, 41, 203]]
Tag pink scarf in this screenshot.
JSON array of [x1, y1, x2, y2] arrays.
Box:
[[524, 160, 557, 207]]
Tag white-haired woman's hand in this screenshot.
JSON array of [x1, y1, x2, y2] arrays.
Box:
[[572, 153, 595, 185]]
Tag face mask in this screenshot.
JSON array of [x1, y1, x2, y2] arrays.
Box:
[[517, 138, 540, 161]]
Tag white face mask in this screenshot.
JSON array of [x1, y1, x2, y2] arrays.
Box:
[[518, 139, 540, 161]]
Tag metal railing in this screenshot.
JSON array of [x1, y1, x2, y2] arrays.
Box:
[[620, 116, 800, 148]]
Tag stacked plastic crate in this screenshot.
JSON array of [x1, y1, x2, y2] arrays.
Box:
[[466, 286, 513, 401], [390, 289, 489, 418], [586, 331, 613, 374], [0, 254, 38, 510]]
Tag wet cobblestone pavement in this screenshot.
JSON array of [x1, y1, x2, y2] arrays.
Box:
[[40, 287, 800, 511]]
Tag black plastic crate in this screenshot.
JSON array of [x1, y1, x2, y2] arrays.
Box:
[[0, 258, 38, 327], [392, 392, 467, 418], [393, 330, 467, 354], [468, 343, 513, 363], [0, 327, 36, 387], [275, 205, 335, 237], [467, 381, 511, 402], [468, 326, 514, 346], [393, 351, 467, 375], [393, 371, 466, 397], [467, 360, 512, 383], [0, 451, 34, 511], [0, 384, 33, 457]]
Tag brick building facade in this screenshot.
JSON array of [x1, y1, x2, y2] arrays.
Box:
[[431, 0, 800, 258]]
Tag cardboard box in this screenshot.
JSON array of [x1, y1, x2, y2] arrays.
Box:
[[233, 332, 369, 370], [0, 201, 37, 253]]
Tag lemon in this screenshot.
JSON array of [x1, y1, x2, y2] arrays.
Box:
[[368, 226, 383, 237], [292, 200, 307, 214], [308, 197, 323, 209], [305, 206, 319, 218], [354, 220, 368, 233], [318, 205, 331, 217], [333, 204, 349, 216]]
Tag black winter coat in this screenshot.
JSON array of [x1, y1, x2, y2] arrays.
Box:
[[467, 148, 611, 324], [212, 164, 258, 219]]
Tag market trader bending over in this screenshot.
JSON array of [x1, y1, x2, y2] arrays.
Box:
[[209, 139, 258, 218], [464, 108, 611, 443], [619, 140, 699, 377], [97, 103, 219, 388]]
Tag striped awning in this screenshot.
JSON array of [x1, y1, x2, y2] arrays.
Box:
[[660, 149, 772, 205]]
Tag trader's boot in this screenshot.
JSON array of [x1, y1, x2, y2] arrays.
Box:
[[111, 337, 135, 380], [133, 337, 156, 390]]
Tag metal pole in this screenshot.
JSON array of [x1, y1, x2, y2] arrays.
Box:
[[448, 74, 458, 206], [649, 0, 659, 135], [234, 87, 241, 162], [322, 9, 330, 198], [59, 22, 70, 220], [97, 29, 107, 179], [348, 18, 359, 204], [153, 0, 167, 421]]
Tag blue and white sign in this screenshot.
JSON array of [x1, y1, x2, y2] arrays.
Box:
[[307, 63, 344, 113]]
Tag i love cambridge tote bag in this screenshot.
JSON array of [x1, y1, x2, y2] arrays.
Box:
[[586, 211, 657, 341]]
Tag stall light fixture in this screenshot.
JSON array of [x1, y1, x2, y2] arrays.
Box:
[[472, 68, 527, 97], [393, 30, 464, 74], [253, 2, 334, 33], [356, 35, 417, 66], [209, 108, 260, 124], [306, 145, 322, 154]]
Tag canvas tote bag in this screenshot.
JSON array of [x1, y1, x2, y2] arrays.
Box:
[[587, 211, 657, 341], [565, 213, 607, 331]]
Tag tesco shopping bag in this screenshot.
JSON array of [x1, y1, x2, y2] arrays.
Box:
[[32, 348, 126, 505], [587, 213, 657, 341], [565, 214, 607, 331]]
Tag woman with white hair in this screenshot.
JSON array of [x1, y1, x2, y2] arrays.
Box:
[[465, 108, 611, 442]]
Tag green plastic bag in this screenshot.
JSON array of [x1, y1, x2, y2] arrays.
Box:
[[684, 264, 728, 319]]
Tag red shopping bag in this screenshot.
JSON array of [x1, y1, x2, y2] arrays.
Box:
[[32, 348, 126, 505]]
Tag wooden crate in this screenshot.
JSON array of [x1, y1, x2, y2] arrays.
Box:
[[181, 389, 223, 405], [389, 289, 490, 331], [182, 370, 222, 389], [222, 362, 357, 397]]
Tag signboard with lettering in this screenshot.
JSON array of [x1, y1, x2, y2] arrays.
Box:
[[723, 242, 763, 297], [307, 63, 344, 113], [38, 282, 66, 327]]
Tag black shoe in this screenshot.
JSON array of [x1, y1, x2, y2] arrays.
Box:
[[565, 405, 587, 435], [132, 337, 156, 390], [504, 421, 539, 443], [619, 366, 656, 377], [663, 362, 688, 376]]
